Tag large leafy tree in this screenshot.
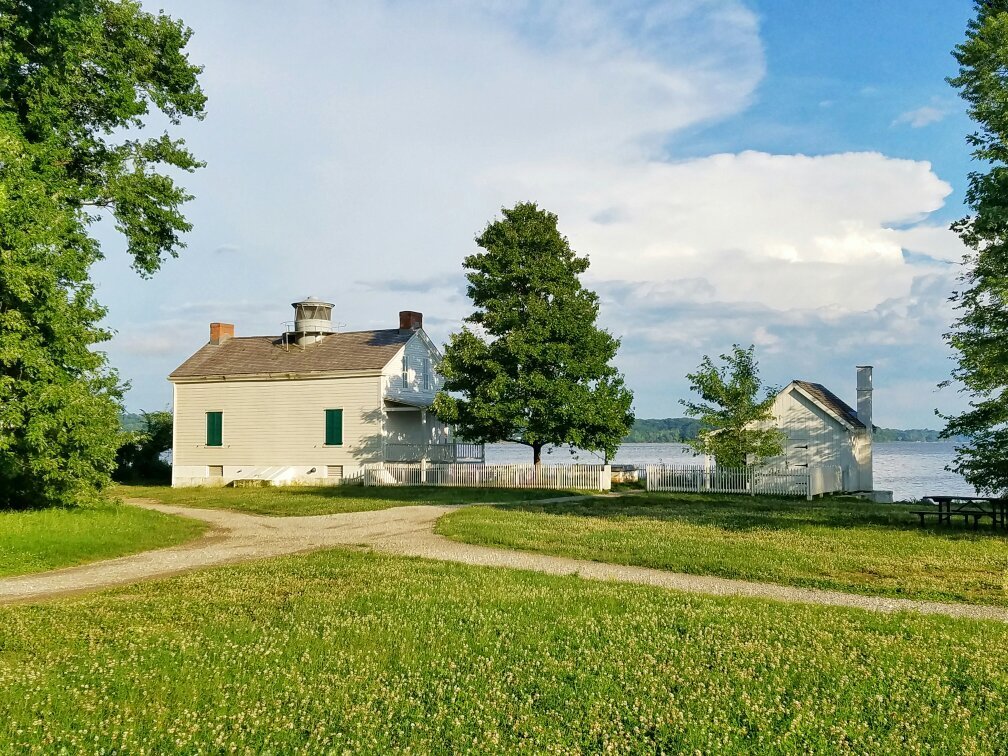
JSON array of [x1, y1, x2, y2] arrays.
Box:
[[941, 1, 1008, 493], [0, 1, 205, 508], [433, 202, 634, 465], [680, 344, 784, 468]]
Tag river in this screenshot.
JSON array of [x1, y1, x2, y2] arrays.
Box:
[[484, 441, 975, 502]]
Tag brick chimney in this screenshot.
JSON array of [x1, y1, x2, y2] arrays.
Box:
[[210, 322, 234, 345], [399, 311, 423, 332]]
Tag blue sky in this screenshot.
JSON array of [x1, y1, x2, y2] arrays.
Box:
[[96, 0, 981, 428]]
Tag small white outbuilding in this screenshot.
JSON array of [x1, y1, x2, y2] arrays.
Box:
[[759, 366, 875, 493]]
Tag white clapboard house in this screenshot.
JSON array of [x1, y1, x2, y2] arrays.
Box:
[[168, 298, 482, 487], [758, 366, 875, 493]]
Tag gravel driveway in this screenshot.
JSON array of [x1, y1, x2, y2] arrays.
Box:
[[3, 498, 1007, 623]]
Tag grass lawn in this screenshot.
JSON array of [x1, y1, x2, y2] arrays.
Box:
[[117, 484, 577, 516], [0, 503, 207, 578], [0, 550, 1006, 753], [436, 493, 1008, 606]]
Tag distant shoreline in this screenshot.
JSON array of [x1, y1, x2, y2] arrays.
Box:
[[623, 418, 954, 444]]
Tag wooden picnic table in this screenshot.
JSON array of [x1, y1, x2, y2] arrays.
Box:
[[917, 495, 1008, 530]]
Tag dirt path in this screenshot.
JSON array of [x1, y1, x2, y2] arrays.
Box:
[[3, 499, 1007, 623]]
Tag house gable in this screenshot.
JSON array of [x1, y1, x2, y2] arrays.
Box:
[[788, 380, 866, 433], [383, 329, 444, 402]]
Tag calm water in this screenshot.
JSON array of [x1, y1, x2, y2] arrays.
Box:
[[485, 441, 975, 502]]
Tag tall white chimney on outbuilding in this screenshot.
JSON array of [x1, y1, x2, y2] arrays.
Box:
[[856, 365, 874, 493], [856, 365, 873, 433]]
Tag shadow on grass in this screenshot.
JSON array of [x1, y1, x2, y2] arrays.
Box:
[[476, 492, 1008, 540]]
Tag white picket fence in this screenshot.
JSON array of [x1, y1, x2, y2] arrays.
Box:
[[644, 464, 843, 500], [362, 462, 611, 491]]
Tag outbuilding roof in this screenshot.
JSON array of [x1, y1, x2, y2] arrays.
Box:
[[169, 329, 414, 380], [791, 380, 866, 430]]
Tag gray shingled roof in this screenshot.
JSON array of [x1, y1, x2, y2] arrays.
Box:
[[169, 329, 413, 379], [792, 380, 865, 429]]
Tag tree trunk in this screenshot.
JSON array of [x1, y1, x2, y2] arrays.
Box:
[[533, 443, 542, 467]]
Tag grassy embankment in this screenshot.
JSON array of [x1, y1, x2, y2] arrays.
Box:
[[436, 493, 1008, 606], [0, 503, 207, 578], [118, 484, 578, 517], [1, 548, 1007, 752]]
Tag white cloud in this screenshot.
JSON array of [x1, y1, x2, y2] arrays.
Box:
[[492, 150, 953, 311], [893, 105, 948, 128]]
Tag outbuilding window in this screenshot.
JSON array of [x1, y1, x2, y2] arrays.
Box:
[[325, 408, 343, 446], [206, 411, 223, 447]]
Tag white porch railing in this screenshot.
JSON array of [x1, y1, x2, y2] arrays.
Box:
[[363, 462, 610, 491], [383, 442, 485, 463], [644, 464, 843, 500]]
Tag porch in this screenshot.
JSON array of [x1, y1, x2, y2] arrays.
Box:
[[383, 442, 485, 463]]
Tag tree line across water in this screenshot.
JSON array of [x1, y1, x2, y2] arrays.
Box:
[[622, 418, 949, 444]]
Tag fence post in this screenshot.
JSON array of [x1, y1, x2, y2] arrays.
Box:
[[601, 464, 611, 492]]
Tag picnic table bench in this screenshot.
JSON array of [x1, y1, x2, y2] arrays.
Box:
[[915, 496, 1008, 530]]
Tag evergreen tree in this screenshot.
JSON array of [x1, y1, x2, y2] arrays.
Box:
[[433, 202, 634, 465], [0, 1, 205, 508], [942, 1, 1008, 493]]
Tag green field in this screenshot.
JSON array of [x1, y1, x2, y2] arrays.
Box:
[[0, 503, 207, 577], [436, 493, 1008, 605], [118, 484, 577, 516], [1, 548, 1006, 753]]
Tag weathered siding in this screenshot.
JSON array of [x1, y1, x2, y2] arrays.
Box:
[[172, 374, 383, 486], [761, 386, 868, 491]]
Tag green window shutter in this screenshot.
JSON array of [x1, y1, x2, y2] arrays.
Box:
[[206, 412, 222, 447], [325, 409, 343, 446]]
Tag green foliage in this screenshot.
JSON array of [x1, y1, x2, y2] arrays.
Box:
[[873, 427, 947, 443], [680, 344, 784, 467], [114, 411, 172, 484], [433, 202, 634, 464], [0, 501, 205, 577], [941, 2, 1008, 493], [119, 412, 148, 432], [0, 1, 205, 508], [623, 417, 703, 442]]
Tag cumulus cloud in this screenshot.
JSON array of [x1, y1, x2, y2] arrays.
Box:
[[502, 149, 955, 311]]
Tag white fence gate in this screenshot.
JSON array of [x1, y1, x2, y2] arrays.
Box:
[[363, 462, 611, 492], [644, 464, 843, 500]]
